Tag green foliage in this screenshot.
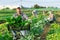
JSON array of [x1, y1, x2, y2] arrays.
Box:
[[6, 16, 30, 30], [0, 23, 12, 40], [18, 14, 49, 40], [30, 14, 48, 35], [0, 9, 60, 40], [46, 23, 60, 40]]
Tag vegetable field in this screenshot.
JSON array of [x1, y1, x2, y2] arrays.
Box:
[[0, 8, 60, 40]]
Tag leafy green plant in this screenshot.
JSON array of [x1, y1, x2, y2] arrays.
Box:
[[46, 23, 60, 40], [0, 23, 12, 40], [6, 16, 30, 30]]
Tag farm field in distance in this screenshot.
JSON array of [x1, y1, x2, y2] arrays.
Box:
[[0, 8, 60, 20]]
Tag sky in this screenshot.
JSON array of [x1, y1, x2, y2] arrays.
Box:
[[0, 0, 60, 8]]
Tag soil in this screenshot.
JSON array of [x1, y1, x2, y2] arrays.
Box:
[[40, 23, 50, 40]]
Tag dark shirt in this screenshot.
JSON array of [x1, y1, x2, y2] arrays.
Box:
[[13, 13, 28, 20]]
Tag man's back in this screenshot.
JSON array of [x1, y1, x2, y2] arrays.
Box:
[[32, 10, 38, 17]]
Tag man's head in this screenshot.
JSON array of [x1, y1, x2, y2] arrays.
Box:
[[32, 10, 37, 15], [16, 7, 21, 15]]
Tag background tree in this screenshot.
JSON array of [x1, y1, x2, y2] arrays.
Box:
[[33, 4, 40, 8], [21, 5, 25, 9], [33, 4, 46, 8], [5, 7, 10, 9]]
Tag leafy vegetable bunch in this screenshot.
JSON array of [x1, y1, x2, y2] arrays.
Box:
[[6, 16, 29, 28]]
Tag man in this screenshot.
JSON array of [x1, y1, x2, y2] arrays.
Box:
[[12, 7, 30, 40], [47, 11, 56, 23], [32, 9, 38, 18], [13, 7, 28, 20]]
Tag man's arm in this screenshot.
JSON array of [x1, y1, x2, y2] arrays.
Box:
[[13, 13, 18, 18], [22, 13, 28, 20]]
